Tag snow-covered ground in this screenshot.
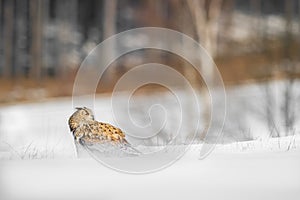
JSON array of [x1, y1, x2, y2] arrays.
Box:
[[0, 80, 299, 158], [1, 146, 300, 200], [0, 80, 299, 199]]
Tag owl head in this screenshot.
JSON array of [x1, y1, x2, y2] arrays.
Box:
[[68, 107, 95, 132]]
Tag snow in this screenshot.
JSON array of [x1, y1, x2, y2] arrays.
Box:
[[0, 91, 203, 158], [0, 80, 299, 199], [223, 80, 300, 141], [231, 12, 300, 42], [1, 147, 300, 200], [0, 80, 299, 157]]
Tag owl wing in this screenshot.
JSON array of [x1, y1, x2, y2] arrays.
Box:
[[79, 121, 140, 157]]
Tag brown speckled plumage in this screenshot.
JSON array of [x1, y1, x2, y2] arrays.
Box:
[[68, 107, 140, 157]]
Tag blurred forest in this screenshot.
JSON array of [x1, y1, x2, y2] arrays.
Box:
[[0, 0, 299, 104]]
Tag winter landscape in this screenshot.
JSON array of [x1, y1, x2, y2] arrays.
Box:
[[1, 80, 300, 200], [1, 1, 300, 200]]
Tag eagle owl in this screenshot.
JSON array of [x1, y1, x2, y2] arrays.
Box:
[[68, 107, 140, 157]]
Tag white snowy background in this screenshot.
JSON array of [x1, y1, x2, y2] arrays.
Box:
[[0, 80, 299, 200]]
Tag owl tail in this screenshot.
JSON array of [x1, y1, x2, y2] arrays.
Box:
[[119, 140, 141, 156], [79, 138, 141, 157]]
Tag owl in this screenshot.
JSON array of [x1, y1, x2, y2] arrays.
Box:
[[68, 107, 140, 157]]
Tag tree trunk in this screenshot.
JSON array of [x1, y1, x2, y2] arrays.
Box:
[[30, 0, 43, 82], [3, 0, 14, 78], [186, 0, 223, 140], [102, 0, 117, 79], [187, 0, 222, 83], [56, 0, 78, 82], [103, 0, 117, 60], [0, 0, 3, 76], [15, 0, 29, 79], [103, 0, 117, 40]]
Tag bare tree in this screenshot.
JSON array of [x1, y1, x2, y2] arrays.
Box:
[[187, 0, 223, 59], [299, 0, 300, 36], [103, 0, 117, 40], [55, 0, 78, 82], [281, 0, 297, 136], [3, 0, 14, 78], [103, 0, 117, 58], [250, 0, 263, 47], [0, 0, 3, 76], [15, 0, 29, 79], [261, 0, 298, 139], [103, 0, 117, 78], [185, 0, 224, 140], [30, 0, 43, 82]]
